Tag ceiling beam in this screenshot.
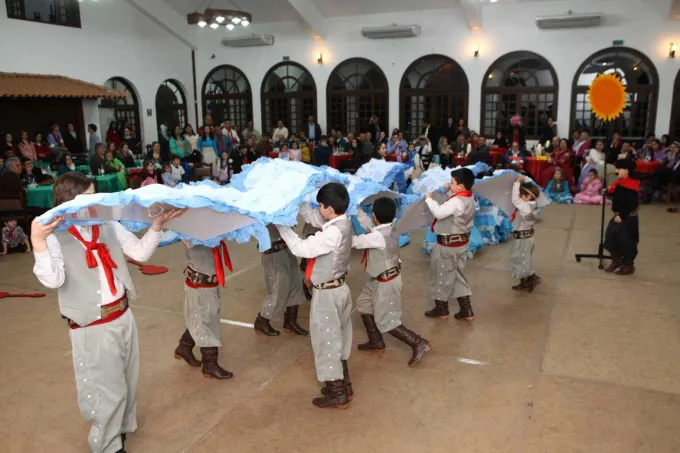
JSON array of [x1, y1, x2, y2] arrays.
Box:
[[286, 0, 327, 41], [125, 0, 199, 49], [458, 0, 483, 31]]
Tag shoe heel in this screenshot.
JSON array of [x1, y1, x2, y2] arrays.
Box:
[[173, 353, 182, 360], [439, 315, 448, 319], [202, 372, 213, 379], [336, 403, 350, 410], [284, 328, 292, 334]]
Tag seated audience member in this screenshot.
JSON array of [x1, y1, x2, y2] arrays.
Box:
[[505, 142, 527, 171], [313, 136, 333, 167], [1, 215, 31, 255], [229, 146, 256, 175], [493, 131, 509, 148], [290, 141, 302, 162], [617, 141, 635, 161], [539, 118, 557, 146], [214, 151, 231, 184], [161, 162, 179, 188], [105, 150, 127, 190], [106, 121, 121, 149], [170, 125, 191, 159], [376, 131, 388, 145], [387, 133, 405, 156], [58, 154, 76, 176], [145, 141, 164, 170], [221, 120, 240, 147], [139, 160, 159, 186], [437, 137, 452, 168], [170, 154, 186, 183], [122, 127, 140, 154], [371, 142, 387, 160], [574, 169, 603, 205], [607, 132, 622, 163], [643, 141, 680, 204], [415, 136, 435, 170], [327, 136, 337, 152], [272, 120, 289, 143], [568, 129, 581, 149], [0, 157, 26, 200], [539, 139, 574, 188], [87, 124, 100, 157], [3, 133, 17, 158], [579, 139, 607, 187], [457, 118, 471, 139], [34, 133, 51, 160], [63, 123, 83, 154], [451, 133, 467, 157], [635, 133, 656, 160], [90, 143, 118, 175], [278, 144, 290, 160], [660, 134, 671, 151], [22, 160, 52, 186], [255, 133, 273, 157], [545, 168, 573, 204], [468, 134, 490, 164], [17, 131, 38, 162], [649, 139, 667, 163], [336, 130, 347, 148], [242, 120, 261, 145], [184, 124, 199, 152], [47, 123, 69, 160], [117, 142, 136, 168]]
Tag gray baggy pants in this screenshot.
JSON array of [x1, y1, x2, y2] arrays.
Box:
[[355, 276, 403, 333], [70, 309, 139, 453], [261, 249, 304, 320], [430, 244, 472, 302], [310, 284, 352, 382], [509, 237, 534, 279], [184, 285, 222, 347]]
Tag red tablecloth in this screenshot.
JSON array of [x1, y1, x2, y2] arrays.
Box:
[[329, 153, 353, 169], [385, 154, 397, 162], [489, 149, 506, 167], [454, 156, 467, 166], [635, 161, 661, 174], [525, 157, 549, 182], [268, 151, 279, 158]]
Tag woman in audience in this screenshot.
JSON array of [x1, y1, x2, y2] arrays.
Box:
[[376, 131, 388, 146], [609, 132, 622, 159], [58, 154, 76, 176], [539, 139, 573, 188], [34, 133, 51, 160], [17, 131, 37, 161], [105, 150, 128, 190], [139, 160, 159, 186], [660, 134, 671, 152], [3, 133, 17, 158], [169, 126, 190, 159], [579, 139, 606, 188], [436, 136, 452, 168], [643, 141, 680, 204], [650, 139, 667, 163], [184, 124, 199, 152], [457, 119, 470, 139], [122, 127, 139, 154], [198, 125, 219, 169], [545, 168, 573, 204], [493, 131, 508, 148], [574, 169, 603, 205], [106, 121, 121, 149], [144, 142, 164, 171], [504, 141, 527, 171], [117, 142, 136, 168]]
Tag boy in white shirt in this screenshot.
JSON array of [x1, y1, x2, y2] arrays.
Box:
[[170, 154, 186, 183]]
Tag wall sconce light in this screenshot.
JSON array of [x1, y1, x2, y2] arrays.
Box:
[[670, 43, 677, 59], [316, 53, 323, 64], [473, 44, 479, 58]]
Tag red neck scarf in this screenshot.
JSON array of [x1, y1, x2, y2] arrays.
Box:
[[212, 240, 233, 286], [68, 225, 118, 294], [430, 190, 473, 232], [607, 177, 640, 194]]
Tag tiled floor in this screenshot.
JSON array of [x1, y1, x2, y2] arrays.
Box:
[[1, 203, 680, 453]]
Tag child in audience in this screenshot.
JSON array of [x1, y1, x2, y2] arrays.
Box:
[[509, 177, 540, 292], [215, 151, 231, 184], [161, 163, 178, 187], [279, 144, 290, 161], [300, 140, 311, 163], [140, 160, 158, 187], [170, 154, 186, 183], [1, 216, 31, 254], [106, 150, 128, 190], [545, 168, 573, 204], [574, 169, 603, 205], [290, 141, 302, 162]]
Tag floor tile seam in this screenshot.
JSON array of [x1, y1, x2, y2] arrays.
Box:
[[539, 368, 680, 398]]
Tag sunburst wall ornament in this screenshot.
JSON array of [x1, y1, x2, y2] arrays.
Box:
[[588, 73, 627, 121]]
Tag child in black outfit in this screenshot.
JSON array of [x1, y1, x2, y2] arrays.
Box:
[[1, 216, 31, 254]]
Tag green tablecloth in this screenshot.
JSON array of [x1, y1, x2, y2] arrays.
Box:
[[27, 184, 54, 209], [95, 174, 120, 193], [76, 165, 90, 173]]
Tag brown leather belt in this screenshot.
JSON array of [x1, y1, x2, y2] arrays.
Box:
[[513, 229, 534, 239], [313, 274, 347, 290], [65, 295, 128, 329], [436, 232, 470, 247], [376, 265, 401, 283], [184, 266, 217, 287], [264, 240, 287, 254]]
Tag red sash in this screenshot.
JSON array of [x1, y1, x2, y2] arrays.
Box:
[[68, 225, 118, 294], [212, 240, 233, 287]]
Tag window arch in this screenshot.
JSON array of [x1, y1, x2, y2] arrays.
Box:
[[99, 77, 141, 139], [202, 65, 252, 131], [481, 51, 558, 139], [571, 47, 659, 139], [671, 69, 680, 141], [156, 79, 187, 132], [261, 62, 316, 135], [327, 58, 388, 135], [400, 54, 468, 139]]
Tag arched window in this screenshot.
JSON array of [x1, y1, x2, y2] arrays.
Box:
[[400, 55, 468, 139], [156, 79, 187, 132], [481, 51, 558, 139], [571, 47, 658, 139], [671, 69, 680, 141], [99, 77, 141, 139], [327, 58, 388, 135], [261, 62, 316, 135], [202, 65, 252, 131]]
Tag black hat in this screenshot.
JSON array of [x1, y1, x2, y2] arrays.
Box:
[[615, 159, 636, 172]]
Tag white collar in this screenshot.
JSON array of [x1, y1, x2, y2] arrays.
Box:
[[370, 223, 392, 232], [322, 214, 347, 230]]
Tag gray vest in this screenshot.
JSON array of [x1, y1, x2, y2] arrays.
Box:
[[185, 243, 216, 276], [432, 196, 476, 235], [366, 225, 400, 278], [54, 224, 136, 327], [310, 216, 352, 285]]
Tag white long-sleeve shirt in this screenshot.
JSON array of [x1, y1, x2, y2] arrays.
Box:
[[425, 194, 466, 220], [277, 212, 346, 259], [33, 222, 162, 304], [222, 128, 240, 145], [272, 127, 289, 142], [585, 149, 605, 166], [511, 182, 538, 231], [352, 223, 391, 249]]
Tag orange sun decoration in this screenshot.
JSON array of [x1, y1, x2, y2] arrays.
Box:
[[588, 73, 627, 121]]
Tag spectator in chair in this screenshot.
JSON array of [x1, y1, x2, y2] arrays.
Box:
[[3, 133, 17, 158], [272, 120, 289, 143], [58, 154, 76, 176], [643, 141, 680, 204], [313, 136, 333, 167], [0, 157, 26, 200], [457, 118, 470, 139], [493, 131, 509, 149], [106, 121, 121, 149], [34, 133, 51, 160], [139, 160, 159, 186], [63, 123, 83, 154], [242, 120, 261, 145], [17, 131, 38, 162], [90, 143, 118, 175], [122, 127, 140, 155], [47, 123, 69, 161], [468, 134, 490, 164], [22, 160, 52, 186]]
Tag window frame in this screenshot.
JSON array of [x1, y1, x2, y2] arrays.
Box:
[[201, 64, 253, 132]]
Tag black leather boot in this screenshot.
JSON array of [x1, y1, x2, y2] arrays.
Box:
[[454, 296, 474, 321], [604, 257, 622, 273], [512, 278, 530, 291], [321, 360, 353, 400], [388, 325, 432, 367], [200, 347, 233, 379], [615, 260, 635, 275], [424, 300, 449, 318], [283, 305, 309, 335], [357, 314, 385, 351], [254, 313, 280, 336], [174, 329, 201, 367], [313, 379, 349, 409]]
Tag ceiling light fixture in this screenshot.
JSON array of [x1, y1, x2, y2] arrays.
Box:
[[670, 43, 677, 59], [187, 8, 252, 30], [490, 0, 498, 3]]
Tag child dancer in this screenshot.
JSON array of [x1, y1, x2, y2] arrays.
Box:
[[509, 176, 541, 292], [603, 159, 640, 275], [574, 169, 603, 205], [424, 168, 476, 320], [174, 241, 234, 379], [353, 198, 432, 366], [276, 183, 353, 410], [1, 215, 31, 254], [299, 222, 320, 300], [31, 172, 184, 453], [253, 225, 308, 336], [545, 168, 573, 204]]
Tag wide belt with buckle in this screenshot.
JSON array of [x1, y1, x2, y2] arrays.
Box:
[[313, 274, 347, 290], [436, 232, 471, 247], [377, 265, 401, 283], [65, 295, 129, 329], [513, 229, 534, 239], [264, 240, 287, 255], [184, 266, 218, 288]]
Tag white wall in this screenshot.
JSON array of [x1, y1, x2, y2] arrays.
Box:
[[0, 0, 196, 144], [195, 0, 680, 138]]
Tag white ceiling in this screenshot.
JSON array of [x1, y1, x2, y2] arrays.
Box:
[[312, 0, 456, 17], [163, 0, 301, 23]]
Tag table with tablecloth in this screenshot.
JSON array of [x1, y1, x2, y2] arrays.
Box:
[[329, 153, 353, 169], [26, 185, 54, 209], [635, 160, 661, 174], [525, 157, 549, 182], [95, 174, 120, 193], [489, 148, 507, 167]]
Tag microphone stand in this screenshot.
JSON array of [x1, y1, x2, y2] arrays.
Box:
[[575, 171, 611, 269]]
